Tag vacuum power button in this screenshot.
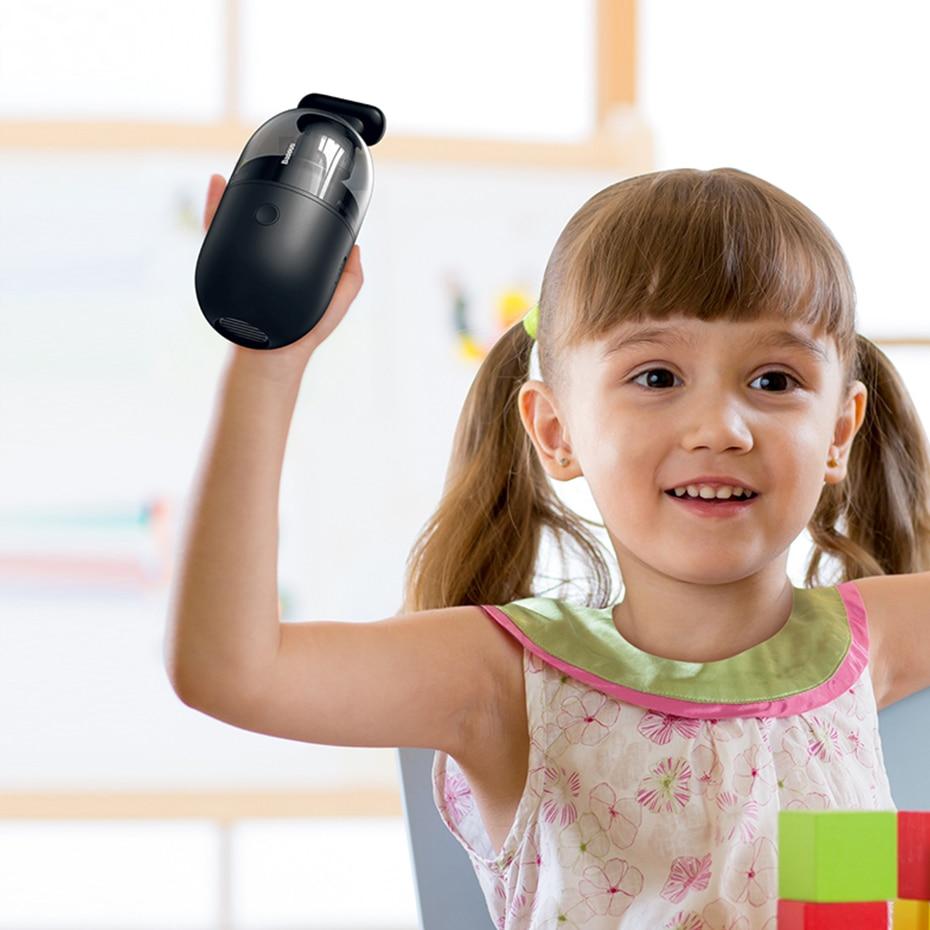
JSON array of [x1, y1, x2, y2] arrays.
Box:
[[254, 203, 279, 225]]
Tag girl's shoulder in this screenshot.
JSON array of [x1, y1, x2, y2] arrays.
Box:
[[848, 573, 930, 710]]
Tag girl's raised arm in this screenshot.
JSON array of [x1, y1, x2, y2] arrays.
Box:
[[163, 175, 508, 759]]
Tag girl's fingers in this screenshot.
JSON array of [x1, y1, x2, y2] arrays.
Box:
[[203, 174, 226, 233]]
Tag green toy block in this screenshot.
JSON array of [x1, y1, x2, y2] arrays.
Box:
[[778, 810, 898, 902]]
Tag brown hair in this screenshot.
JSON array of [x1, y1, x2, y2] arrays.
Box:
[[402, 167, 930, 612]]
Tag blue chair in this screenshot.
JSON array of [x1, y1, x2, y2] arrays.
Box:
[[877, 685, 930, 808], [396, 745, 495, 930], [397, 688, 930, 930]]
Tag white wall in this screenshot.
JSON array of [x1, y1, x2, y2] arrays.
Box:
[[2, 0, 929, 793], [1, 4, 929, 924]]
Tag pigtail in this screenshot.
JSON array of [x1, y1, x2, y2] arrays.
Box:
[[401, 320, 614, 613], [806, 334, 930, 584]]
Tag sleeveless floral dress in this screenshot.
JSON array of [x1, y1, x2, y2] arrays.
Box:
[[432, 581, 896, 929]]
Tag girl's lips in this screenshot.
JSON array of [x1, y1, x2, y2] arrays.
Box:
[[664, 490, 760, 517]]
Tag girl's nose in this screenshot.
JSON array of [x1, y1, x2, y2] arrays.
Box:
[[677, 395, 754, 452]]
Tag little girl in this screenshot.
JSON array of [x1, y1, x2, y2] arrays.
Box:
[[166, 167, 930, 929]]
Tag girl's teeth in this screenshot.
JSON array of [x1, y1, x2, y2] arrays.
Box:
[[670, 485, 755, 499]]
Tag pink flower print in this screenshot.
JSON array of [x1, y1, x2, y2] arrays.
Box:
[[707, 716, 747, 741], [772, 730, 810, 778], [663, 912, 706, 930], [513, 831, 542, 894], [867, 779, 888, 806], [753, 716, 776, 749], [494, 848, 516, 874], [776, 723, 811, 759], [527, 650, 548, 674], [540, 672, 568, 709], [771, 758, 810, 802], [558, 811, 611, 870], [835, 680, 867, 721], [579, 857, 644, 917], [528, 732, 548, 766], [441, 771, 474, 827], [843, 727, 875, 768], [691, 744, 724, 799], [488, 874, 508, 929], [776, 726, 830, 788], [732, 745, 777, 804], [541, 764, 581, 827], [713, 791, 760, 844], [535, 716, 572, 760], [537, 887, 594, 930], [805, 714, 842, 763], [589, 781, 642, 848], [721, 835, 778, 906], [507, 883, 536, 925], [700, 896, 755, 929], [637, 757, 692, 813], [557, 689, 620, 746], [661, 852, 713, 903], [782, 791, 831, 810], [638, 711, 702, 745]]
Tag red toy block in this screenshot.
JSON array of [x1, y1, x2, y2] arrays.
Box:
[[899, 811, 930, 901], [777, 898, 890, 928]]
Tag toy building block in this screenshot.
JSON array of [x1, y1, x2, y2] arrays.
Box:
[[892, 898, 930, 929], [899, 812, 930, 901], [777, 898, 890, 928], [778, 810, 898, 902]]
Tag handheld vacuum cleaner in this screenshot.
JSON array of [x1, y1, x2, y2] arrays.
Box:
[[195, 92, 385, 349]]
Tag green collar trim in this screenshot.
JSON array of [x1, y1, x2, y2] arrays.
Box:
[[497, 585, 853, 705]]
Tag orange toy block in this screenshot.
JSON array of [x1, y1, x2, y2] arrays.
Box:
[[892, 898, 930, 929]]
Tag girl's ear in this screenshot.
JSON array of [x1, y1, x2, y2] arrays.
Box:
[[830, 380, 868, 469], [517, 380, 579, 479], [825, 381, 867, 486]]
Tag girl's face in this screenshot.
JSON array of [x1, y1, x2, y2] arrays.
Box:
[[519, 314, 867, 585]]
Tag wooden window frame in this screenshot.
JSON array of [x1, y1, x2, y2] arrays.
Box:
[[0, 0, 650, 172]]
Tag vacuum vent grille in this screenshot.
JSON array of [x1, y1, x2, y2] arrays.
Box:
[[217, 317, 269, 344]]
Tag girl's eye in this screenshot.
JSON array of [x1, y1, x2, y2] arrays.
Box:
[[750, 371, 801, 392], [630, 368, 800, 392]]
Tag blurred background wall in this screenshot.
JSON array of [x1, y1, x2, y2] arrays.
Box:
[[0, 0, 927, 927]]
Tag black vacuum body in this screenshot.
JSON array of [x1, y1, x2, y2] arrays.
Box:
[[195, 92, 385, 349]]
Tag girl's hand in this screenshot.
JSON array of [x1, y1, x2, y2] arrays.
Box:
[[202, 173, 364, 369]]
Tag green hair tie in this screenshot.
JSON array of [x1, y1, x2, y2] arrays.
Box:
[[522, 303, 539, 340]]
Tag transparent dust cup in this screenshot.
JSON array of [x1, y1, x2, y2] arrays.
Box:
[[227, 107, 374, 235]]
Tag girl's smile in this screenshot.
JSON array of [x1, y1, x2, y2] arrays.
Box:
[[663, 488, 761, 518]]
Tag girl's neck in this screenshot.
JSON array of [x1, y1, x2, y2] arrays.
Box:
[[610, 570, 794, 663]]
